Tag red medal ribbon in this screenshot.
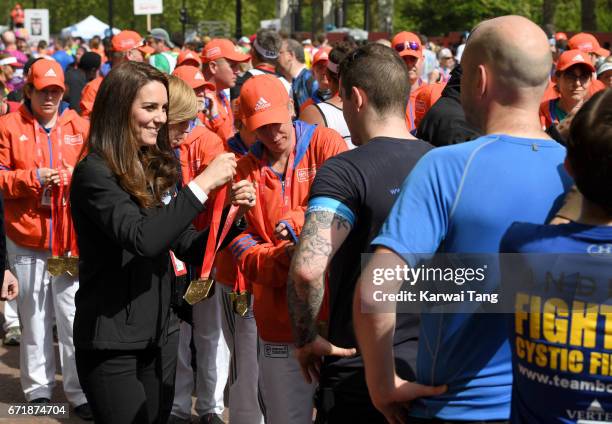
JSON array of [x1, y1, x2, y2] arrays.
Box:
[[197, 185, 239, 280], [50, 170, 78, 257]]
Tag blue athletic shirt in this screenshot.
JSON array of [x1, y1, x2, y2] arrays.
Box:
[[501, 222, 612, 423], [372, 134, 572, 420]]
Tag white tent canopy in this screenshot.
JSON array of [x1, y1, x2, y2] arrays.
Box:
[[61, 15, 120, 40]]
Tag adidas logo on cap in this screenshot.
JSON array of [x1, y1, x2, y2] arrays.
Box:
[[44, 68, 57, 78], [194, 71, 204, 80], [19, 134, 28, 141], [186, 53, 194, 59], [572, 54, 585, 62], [254, 97, 271, 111]]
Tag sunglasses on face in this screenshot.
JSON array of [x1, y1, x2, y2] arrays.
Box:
[[394, 41, 420, 53]]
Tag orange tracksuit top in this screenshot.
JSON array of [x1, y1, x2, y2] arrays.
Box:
[[406, 79, 428, 132], [176, 123, 226, 230], [79, 76, 103, 118], [228, 121, 347, 342], [0, 104, 89, 249]]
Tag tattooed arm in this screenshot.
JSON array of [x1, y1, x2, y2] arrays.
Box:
[[288, 207, 356, 382]]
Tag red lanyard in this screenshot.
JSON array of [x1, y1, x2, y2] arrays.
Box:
[[257, 140, 295, 235], [233, 266, 247, 294], [197, 185, 239, 281]]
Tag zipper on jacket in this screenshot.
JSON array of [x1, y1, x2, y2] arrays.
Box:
[[267, 165, 285, 200], [47, 131, 53, 254]]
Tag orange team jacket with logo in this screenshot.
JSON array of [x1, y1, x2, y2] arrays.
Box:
[[0, 104, 89, 249], [201, 90, 234, 142], [177, 123, 226, 230], [406, 79, 428, 131], [80, 76, 103, 118], [228, 121, 347, 342]]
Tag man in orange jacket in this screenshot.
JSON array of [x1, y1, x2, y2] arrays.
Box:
[[200, 39, 250, 141], [229, 74, 347, 424], [0, 59, 92, 419], [79, 30, 154, 117], [392, 31, 428, 132]]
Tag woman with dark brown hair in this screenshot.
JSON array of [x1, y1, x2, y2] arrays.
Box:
[[69, 61, 255, 424]]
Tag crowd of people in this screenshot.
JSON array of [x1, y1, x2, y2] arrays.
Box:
[[0, 13, 611, 424]]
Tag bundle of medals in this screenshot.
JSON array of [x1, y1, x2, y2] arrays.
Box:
[[46, 170, 79, 277]]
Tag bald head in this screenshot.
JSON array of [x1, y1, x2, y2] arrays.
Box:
[[463, 16, 551, 91], [1, 31, 16, 45]]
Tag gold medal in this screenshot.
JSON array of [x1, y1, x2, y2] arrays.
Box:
[[47, 257, 66, 277], [183, 278, 215, 305], [235, 291, 249, 317], [64, 257, 79, 277]]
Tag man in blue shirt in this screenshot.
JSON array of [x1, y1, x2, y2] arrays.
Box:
[[501, 89, 612, 424], [352, 15, 573, 423], [277, 38, 318, 115], [51, 38, 74, 71]]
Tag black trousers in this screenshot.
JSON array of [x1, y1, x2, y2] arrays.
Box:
[[315, 385, 387, 423], [75, 331, 179, 424]]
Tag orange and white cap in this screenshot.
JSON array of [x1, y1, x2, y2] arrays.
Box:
[[240, 74, 291, 131], [568, 33, 610, 57], [201, 39, 250, 64], [556, 49, 596, 73], [112, 30, 154, 55], [391, 31, 422, 59], [177, 49, 201, 67], [172, 65, 215, 91], [27, 59, 65, 90]]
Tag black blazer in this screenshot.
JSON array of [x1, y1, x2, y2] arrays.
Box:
[[70, 152, 237, 350]]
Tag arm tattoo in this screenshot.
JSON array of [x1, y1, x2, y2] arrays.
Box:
[[288, 210, 351, 347]]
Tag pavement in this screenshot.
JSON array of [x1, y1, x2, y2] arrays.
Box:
[[0, 301, 228, 423]]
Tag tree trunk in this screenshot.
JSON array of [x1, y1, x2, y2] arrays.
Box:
[[581, 0, 597, 31], [542, 0, 555, 29]]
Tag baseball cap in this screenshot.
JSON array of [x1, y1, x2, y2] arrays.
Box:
[[201, 39, 250, 63], [240, 74, 291, 131], [391, 31, 422, 59], [556, 49, 596, 73], [112, 30, 154, 55], [27, 59, 65, 90], [0, 56, 23, 68], [172, 65, 215, 91], [568, 33, 610, 57], [149, 28, 175, 48], [555, 32, 568, 41], [312, 47, 331, 67], [597, 59, 612, 76], [177, 49, 201, 67]]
